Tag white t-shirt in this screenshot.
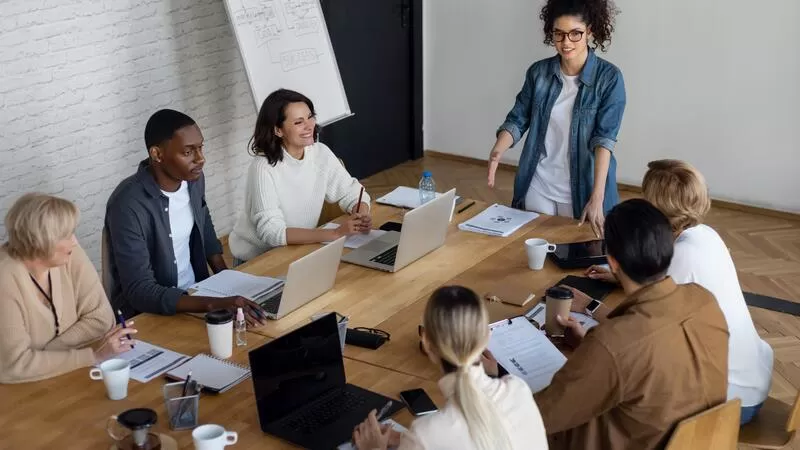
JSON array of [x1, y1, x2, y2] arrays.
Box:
[[161, 181, 196, 290], [528, 72, 579, 204], [668, 224, 773, 407]]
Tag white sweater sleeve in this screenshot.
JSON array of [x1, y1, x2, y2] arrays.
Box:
[[319, 144, 371, 213], [250, 160, 289, 247], [667, 241, 696, 285]]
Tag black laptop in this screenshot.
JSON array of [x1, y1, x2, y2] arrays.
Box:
[[249, 313, 403, 449], [548, 239, 608, 269]]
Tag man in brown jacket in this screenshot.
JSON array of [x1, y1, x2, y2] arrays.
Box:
[[535, 199, 729, 450]]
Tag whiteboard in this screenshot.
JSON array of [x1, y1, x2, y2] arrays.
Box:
[[223, 0, 351, 125]]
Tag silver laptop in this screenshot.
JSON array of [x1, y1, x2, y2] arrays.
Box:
[[342, 189, 456, 272], [259, 237, 346, 319]]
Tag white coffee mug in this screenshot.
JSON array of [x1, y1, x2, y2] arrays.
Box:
[[525, 238, 557, 270], [192, 424, 238, 449], [89, 358, 130, 400]]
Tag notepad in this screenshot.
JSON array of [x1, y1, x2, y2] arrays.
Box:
[[458, 204, 539, 237], [166, 354, 251, 394], [488, 316, 566, 393], [376, 186, 461, 209], [190, 270, 283, 301]]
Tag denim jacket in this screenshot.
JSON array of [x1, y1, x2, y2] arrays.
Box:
[[498, 50, 626, 218]]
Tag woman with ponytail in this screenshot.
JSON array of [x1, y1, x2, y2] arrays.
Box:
[[351, 286, 547, 449]]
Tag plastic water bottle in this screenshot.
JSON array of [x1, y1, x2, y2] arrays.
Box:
[[235, 307, 247, 347], [419, 171, 436, 206]]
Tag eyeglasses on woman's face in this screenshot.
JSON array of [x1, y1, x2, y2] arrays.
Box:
[[552, 29, 585, 43]]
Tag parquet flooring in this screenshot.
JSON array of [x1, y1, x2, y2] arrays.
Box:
[[225, 153, 800, 447]]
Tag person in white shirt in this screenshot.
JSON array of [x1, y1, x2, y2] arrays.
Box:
[[586, 159, 773, 425], [351, 286, 548, 450], [229, 89, 371, 263]]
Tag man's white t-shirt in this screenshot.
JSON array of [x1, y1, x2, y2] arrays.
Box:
[[528, 72, 579, 204], [161, 181, 196, 290], [668, 224, 773, 407]]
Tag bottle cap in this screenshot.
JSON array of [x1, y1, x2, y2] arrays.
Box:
[[236, 307, 245, 322], [422, 170, 432, 178]]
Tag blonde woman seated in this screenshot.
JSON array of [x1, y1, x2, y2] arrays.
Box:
[[586, 159, 773, 425], [351, 286, 548, 450], [0, 194, 136, 383], [229, 89, 371, 263]]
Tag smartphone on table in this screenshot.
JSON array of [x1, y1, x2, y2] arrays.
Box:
[[399, 388, 438, 416]]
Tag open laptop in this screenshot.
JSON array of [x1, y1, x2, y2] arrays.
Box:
[[342, 189, 456, 272], [259, 237, 346, 319], [250, 313, 403, 449]]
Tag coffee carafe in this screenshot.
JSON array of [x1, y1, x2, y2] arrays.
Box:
[[107, 408, 161, 450]]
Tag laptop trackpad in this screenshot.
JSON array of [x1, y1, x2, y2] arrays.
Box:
[[359, 233, 398, 253]]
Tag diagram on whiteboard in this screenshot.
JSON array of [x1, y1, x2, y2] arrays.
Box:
[[232, 0, 325, 72]]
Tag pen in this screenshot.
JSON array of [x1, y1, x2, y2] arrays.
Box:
[[457, 201, 476, 214], [376, 400, 393, 421], [115, 309, 134, 348], [182, 370, 193, 397], [356, 187, 365, 214]]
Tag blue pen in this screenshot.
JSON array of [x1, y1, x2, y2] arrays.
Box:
[[116, 309, 135, 348]]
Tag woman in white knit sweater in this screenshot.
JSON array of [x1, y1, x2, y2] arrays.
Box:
[[229, 89, 371, 262]]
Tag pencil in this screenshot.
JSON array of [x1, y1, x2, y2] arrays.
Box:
[[356, 187, 365, 214]]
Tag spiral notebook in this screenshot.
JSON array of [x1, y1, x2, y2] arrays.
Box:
[[166, 354, 251, 394]]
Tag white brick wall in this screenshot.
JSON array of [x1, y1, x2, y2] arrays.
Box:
[[0, 0, 259, 267]]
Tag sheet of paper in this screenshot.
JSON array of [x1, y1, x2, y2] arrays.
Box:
[[321, 223, 387, 249], [376, 186, 460, 209], [488, 317, 567, 393], [190, 270, 283, 300], [337, 419, 408, 450], [458, 204, 539, 237], [113, 340, 190, 383]]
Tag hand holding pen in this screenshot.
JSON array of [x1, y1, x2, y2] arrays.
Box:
[[93, 318, 138, 363]]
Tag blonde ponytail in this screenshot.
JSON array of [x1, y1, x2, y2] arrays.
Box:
[[423, 286, 513, 450]]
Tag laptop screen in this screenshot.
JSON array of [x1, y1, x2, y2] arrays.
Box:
[[249, 313, 345, 424]]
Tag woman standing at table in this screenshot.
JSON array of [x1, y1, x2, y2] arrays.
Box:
[[487, 0, 626, 237], [0, 194, 136, 383], [351, 286, 548, 450], [229, 89, 372, 264]]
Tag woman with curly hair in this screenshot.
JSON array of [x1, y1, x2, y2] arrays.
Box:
[[487, 0, 625, 237]]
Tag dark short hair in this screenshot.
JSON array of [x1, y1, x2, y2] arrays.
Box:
[[603, 199, 674, 284], [250, 89, 319, 166], [144, 109, 196, 150]]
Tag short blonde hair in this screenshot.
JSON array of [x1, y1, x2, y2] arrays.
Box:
[[4, 193, 79, 260], [642, 160, 711, 233]]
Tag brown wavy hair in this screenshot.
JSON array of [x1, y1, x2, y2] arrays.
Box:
[[540, 0, 620, 52], [249, 89, 320, 166]]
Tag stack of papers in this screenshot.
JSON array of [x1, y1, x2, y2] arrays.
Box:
[[190, 270, 283, 302], [376, 186, 460, 209], [112, 340, 190, 383], [321, 223, 387, 249], [458, 204, 539, 237], [487, 316, 566, 393]]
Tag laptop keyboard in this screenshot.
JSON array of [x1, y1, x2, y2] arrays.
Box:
[[259, 291, 282, 314], [283, 389, 366, 435], [369, 246, 398, 266]]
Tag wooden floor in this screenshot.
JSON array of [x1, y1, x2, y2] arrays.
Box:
[[225, 153, 800, 447]]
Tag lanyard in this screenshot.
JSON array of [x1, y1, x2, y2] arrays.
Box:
[[30, 272, 59, 336]]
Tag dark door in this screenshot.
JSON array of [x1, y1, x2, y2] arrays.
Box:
[[319, 0, 422, 178]]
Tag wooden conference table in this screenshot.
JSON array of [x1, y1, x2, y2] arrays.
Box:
[[0, 198, 623, 448]]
